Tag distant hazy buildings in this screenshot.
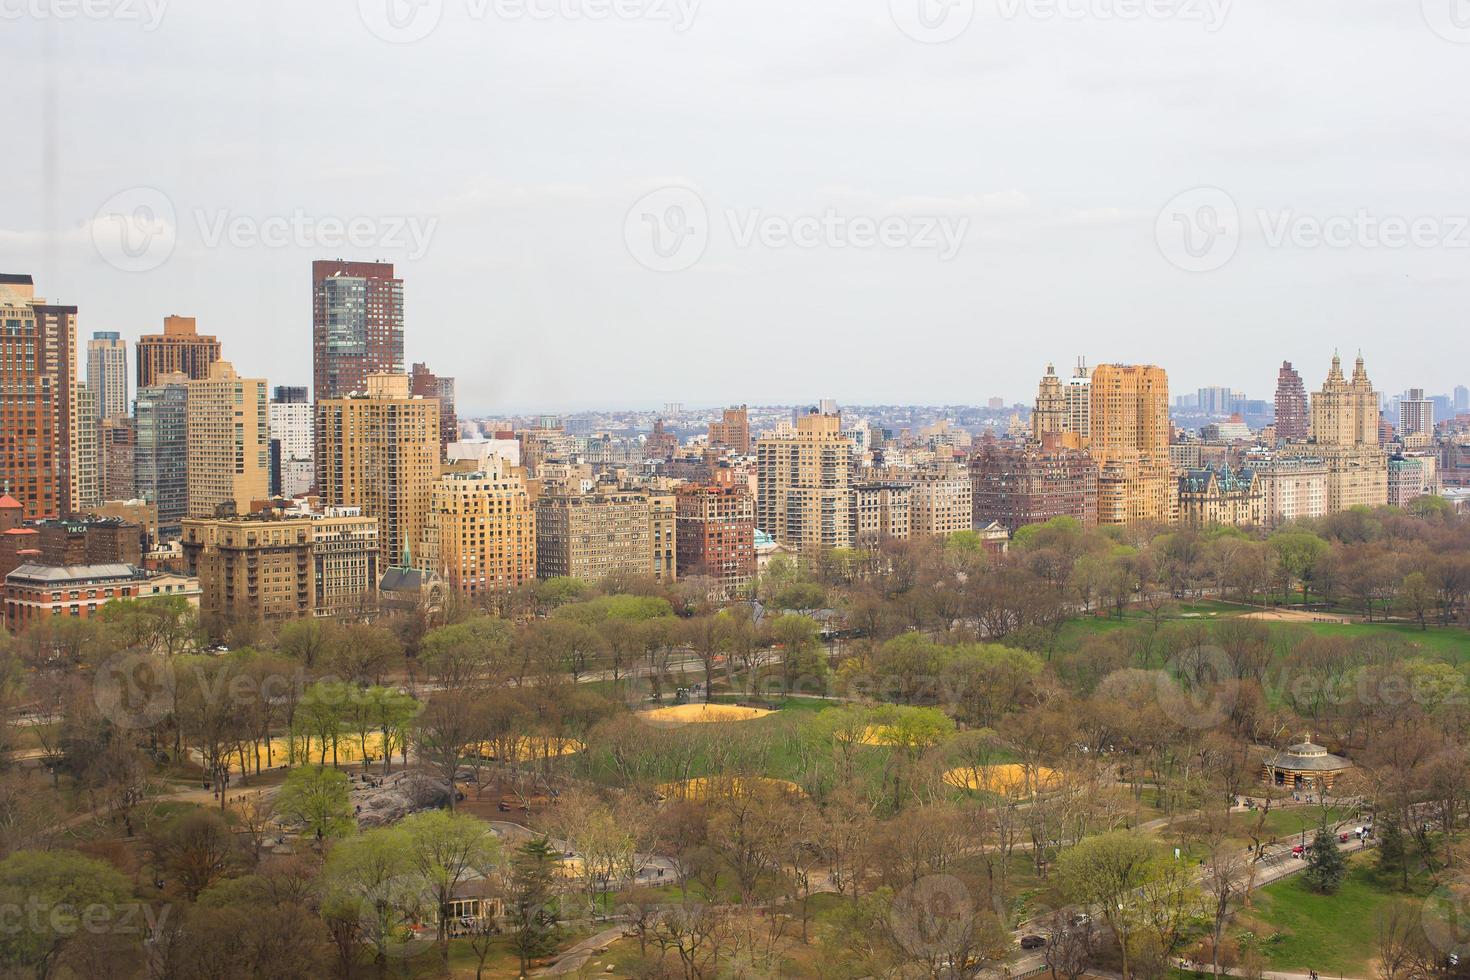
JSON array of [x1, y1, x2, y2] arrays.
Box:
[[136, 315, 220, 389], [86, 331, 129, 421], [312, 260, 404, 403]]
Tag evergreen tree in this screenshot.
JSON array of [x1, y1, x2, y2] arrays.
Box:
[[508, 837, 562, 977], [1303, 828, 1346, 894], [1377, 816, 1408, 887]]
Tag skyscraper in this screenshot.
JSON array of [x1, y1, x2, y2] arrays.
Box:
[[0, 274, 79, 519], [185, 361, 270, 518], [410, 362, 457, 454], [707, 406, 751, 454], [1299, 352, 1387, 513], [1089, 364, 1171, 525], [135, 372, 190, 534], [312, 260, 404, 402], [70, 387, 101, 513], [1455, 385, 1469, 415], [1399, 388, 1434, 439], [136, 315, 221, 389], [315, 373, 439, 565], [1032, 364, 1065, 441], [86, 331, 129, 421], [269, 386, 313, 498], [423, 461, 536, 596], [756, 412, 855, 552], [1273, 361, 1308, 443]]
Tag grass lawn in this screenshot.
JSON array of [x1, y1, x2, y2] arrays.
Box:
[[1236, 857, 1429, 977]]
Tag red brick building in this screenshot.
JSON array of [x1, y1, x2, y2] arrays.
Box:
[[969, 443, 1099, 534], [3, 562, 199, 632], [675, 484, 755, 595]]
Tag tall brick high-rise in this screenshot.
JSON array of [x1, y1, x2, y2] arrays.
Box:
[[136, 315, 221, 389], [312, 260, 404, 402], [1274, 361, 1308, 443], [675, 483, 755, 594], [708, 406, 751, 454], [0, 274, 79, 519], [410, 362, 457, 454]]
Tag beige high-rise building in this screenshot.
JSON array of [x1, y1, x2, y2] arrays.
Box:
[[316, 373, 441, 568], [908, 467, 974, 539], [86, 331, 129, 421], [536, 483, 664, 581], [186, 360, 269, 518], [136, 315, 221, 389], [1090, 364, 1172, 525], [851, 482, 913, 544], [1032, 364, 1066, 441], [423, 462, 536, 597], [1302, 353, 1388, 513], [649, 489, 678, 582], [181, 507, 380, 625], [756, 412, 854, 553], [1254, 456, 1329, 528], [70, 387, 101, 513]]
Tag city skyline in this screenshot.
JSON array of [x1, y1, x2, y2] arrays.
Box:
[[7, 2, 1470, 410]]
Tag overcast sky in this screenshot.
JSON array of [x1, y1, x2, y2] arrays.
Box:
[[4, 0, 1469, 414]]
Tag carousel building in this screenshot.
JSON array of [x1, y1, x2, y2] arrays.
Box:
[[1261, 736, 1353, 791]]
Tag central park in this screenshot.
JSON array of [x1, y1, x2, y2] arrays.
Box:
[[2, 503, 1469, 979]]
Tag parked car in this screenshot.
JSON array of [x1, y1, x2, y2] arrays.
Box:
[[1291, 844, 1305, 857]]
